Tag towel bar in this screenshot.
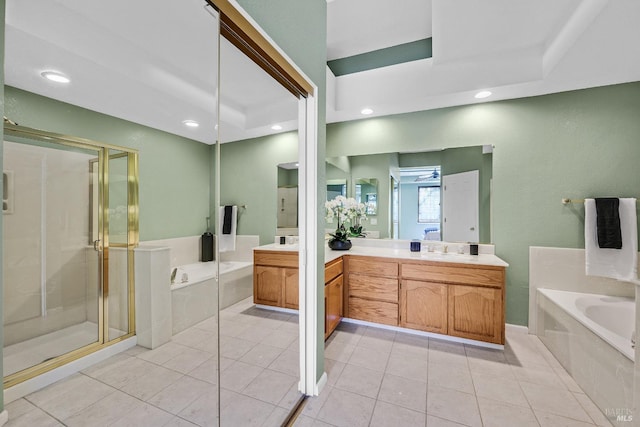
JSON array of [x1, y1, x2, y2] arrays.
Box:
[[562, 198, 639, 205]]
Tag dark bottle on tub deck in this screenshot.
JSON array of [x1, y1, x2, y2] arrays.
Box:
[[201, 231, 214, 262], [470, 243, 479, 256]]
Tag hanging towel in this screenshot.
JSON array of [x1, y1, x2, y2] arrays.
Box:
[[219, 205, 237, 252], [223, 205, 233, 234], [595, 198, 622, 248], [585, 198, 637, 281]]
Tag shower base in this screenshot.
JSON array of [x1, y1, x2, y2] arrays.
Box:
[[4, 322, 125, 377]]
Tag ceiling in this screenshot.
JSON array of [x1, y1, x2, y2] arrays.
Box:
[[327, 0, 640, 123], [5, 0, 640, 144]]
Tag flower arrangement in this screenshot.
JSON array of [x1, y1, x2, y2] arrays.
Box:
[[325, 196, 368, 248]]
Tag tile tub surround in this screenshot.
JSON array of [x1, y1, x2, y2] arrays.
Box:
[[142, 235, 260, 268], [171, 261, 253, 334], [135, 235, 258, 348], [528, 247, 636, 335], [537, 290, 632, 426]]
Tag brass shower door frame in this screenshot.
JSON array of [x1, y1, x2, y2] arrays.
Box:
[[2, 124, 139, 389]]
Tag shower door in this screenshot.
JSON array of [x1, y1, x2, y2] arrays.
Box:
[[2, 126, 138, 388]]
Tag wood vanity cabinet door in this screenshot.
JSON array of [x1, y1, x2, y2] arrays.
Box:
[[448, 285, 503, 344], [400, 280, 447, 334], [254, 266, 283, 306], [283, 267, 299, 309], [325, 275, 343, 339]]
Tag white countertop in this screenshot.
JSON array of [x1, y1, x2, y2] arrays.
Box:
[[255, 242, 508, 268]]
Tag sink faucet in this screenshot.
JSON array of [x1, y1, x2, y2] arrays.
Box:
[[443, 245, 448, 254]]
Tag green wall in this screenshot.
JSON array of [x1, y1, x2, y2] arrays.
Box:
[[327, 82, 640, 326], [236, 0, 328, 383], [218, 131, 298, 245], [4, 86, 212, 242]]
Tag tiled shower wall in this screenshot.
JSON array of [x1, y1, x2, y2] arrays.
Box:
[[3, 141, 93, 345]]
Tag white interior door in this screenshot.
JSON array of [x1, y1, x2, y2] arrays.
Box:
[[442, 170, 479, 242]]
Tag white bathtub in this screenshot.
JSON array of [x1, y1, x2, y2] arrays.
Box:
[[170, 261, 253, 334], [537, 288, 634, 423], [538, 288, 634, 360]]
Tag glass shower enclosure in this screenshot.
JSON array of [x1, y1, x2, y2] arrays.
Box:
[[2, 124, 139, 388]]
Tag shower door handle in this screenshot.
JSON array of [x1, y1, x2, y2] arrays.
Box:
[[93, 239, 102, 252]]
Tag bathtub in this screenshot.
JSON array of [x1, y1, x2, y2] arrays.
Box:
[[537, 288, 634, 423], [170, 261, 253, 334]]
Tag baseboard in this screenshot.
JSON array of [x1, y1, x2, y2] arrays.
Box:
[[314, 371, 327, 396], [255, 304, 298, 315], [0, 410, 8, 426], [341, 318, 505, 350], [506, 323, 530, 334]]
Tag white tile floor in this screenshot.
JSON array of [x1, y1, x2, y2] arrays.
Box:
[[4, 298, 614, 427], [5, 297, 301, 427], [296, 323, 614, 427]]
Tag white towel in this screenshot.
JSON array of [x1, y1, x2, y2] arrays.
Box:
[[585, 198, 638, 281], [218, 205, 237, 253]]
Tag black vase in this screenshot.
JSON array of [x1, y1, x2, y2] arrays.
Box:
[[328, 239, 352, 250]]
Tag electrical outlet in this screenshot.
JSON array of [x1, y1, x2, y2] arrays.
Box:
[[370, 218, 377, 225]]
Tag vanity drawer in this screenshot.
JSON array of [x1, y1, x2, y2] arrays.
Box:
[[401, 263, 504, 288], [348, 274, 398, 303], [348, 297, 398, 326], [254, 251, 298, 268], [325, 258, 343, 284], [347, 256, 398, 277]]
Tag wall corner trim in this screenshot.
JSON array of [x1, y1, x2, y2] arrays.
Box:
[[314, 371, 328, 396]]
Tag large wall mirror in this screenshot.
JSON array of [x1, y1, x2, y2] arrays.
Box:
[[4, 0, 313, 423], [326, 145, 493, 243]]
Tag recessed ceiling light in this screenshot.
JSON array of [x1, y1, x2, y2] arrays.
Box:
[[182, 120, 199, 128], [271, 124, 283, 131], [41, 71, 70, 84], [474, 90, 492, 99], [361, 108, 373, 115]]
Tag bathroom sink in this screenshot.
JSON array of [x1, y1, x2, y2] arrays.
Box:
[[422, 252, 474, 261]]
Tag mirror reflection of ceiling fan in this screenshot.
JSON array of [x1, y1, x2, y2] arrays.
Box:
[[414, 168, 440, 182]]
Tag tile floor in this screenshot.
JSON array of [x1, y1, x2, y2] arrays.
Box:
[[4, 297, 613, 427], [296, 322, 613, 427], [4, 297, 302, 427]]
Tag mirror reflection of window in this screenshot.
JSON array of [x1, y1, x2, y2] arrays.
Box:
[[399, 166, 442, 240]]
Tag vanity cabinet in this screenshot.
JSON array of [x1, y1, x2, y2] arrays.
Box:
[[253, 250, 298, 309], [253, 250, 345, 338], [345, 256, 399, 326], [448, 284, 502, 343], [400, 261, 505, 344], [324, 258, 343, 339], [255, 248, 505, 345], [399, 280, 447, 334]]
